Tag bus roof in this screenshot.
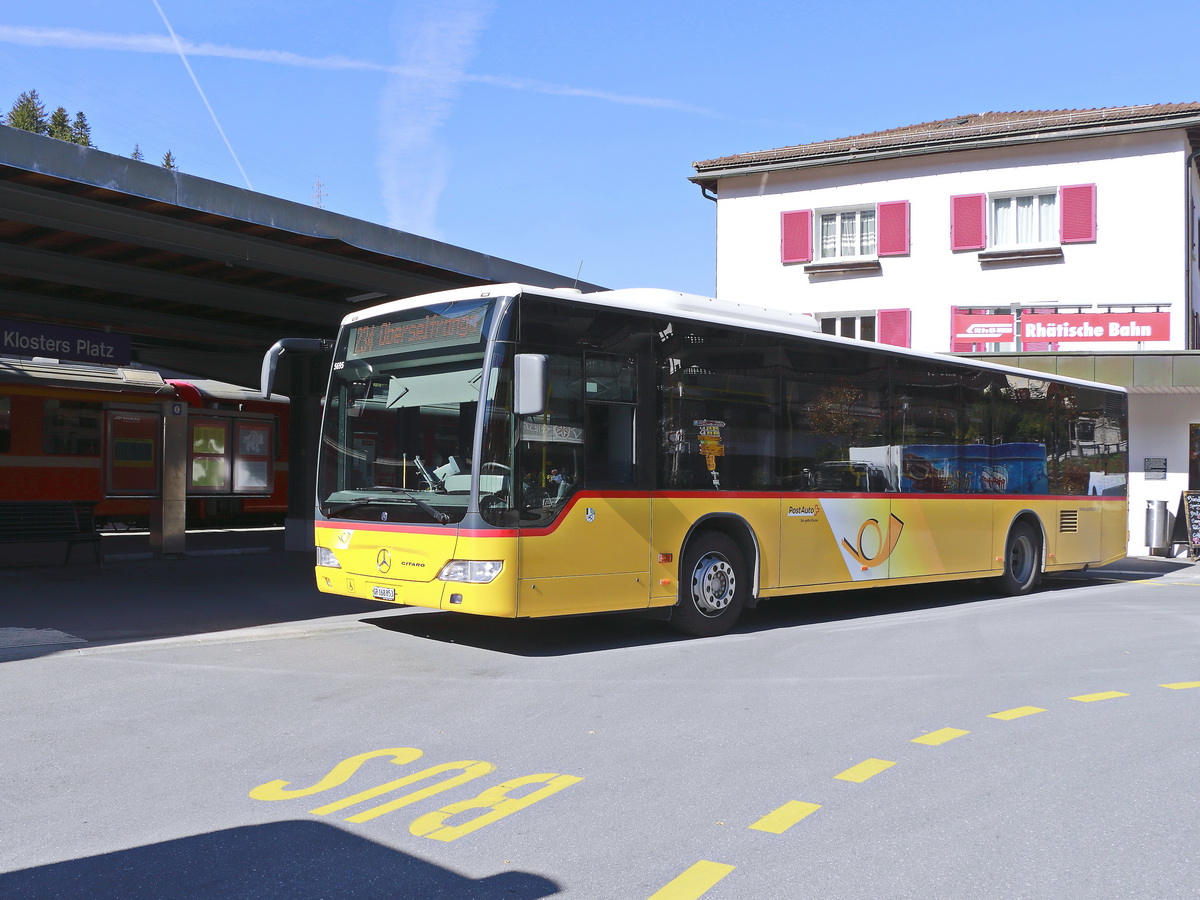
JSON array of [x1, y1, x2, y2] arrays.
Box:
[[343, 284, 1127, 395]]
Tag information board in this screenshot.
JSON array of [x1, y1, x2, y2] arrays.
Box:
[[1172, 491, 1200, 557]]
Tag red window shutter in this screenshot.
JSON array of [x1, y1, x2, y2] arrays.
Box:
[[1060, 183, 1097, 243], [877, 308, 911, 347], [877, 201, 910, 256], [781, 210, 813, 263], [951, 194, 986, 251]]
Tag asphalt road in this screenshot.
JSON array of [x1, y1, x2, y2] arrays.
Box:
[[1, 548, 1197, 898]]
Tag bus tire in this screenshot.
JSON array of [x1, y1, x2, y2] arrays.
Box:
[[671, 532, 748, 637], [998, 521, 1041, 596]]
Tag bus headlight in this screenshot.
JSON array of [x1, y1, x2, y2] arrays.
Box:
[[317, 546, 341, 568], [438, 560, 503, 583]]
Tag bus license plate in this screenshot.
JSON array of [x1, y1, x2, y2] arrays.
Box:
[[373, 586, 396, 601]]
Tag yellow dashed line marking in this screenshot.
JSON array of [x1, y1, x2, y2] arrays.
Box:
[[834, 758, 896, 783], [1162, 681, 1200, 689], [1070, 691, 1129, 702], [910, 727, 970, 745], [750, 801, 822, 833], [649, 860, 735, 899], [988, 705, 1047, 720]]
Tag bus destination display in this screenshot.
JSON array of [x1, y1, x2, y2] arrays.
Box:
[[350, 308, 487, 359]]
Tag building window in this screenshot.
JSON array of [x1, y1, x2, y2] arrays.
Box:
[[952, 184, 1095, 252], [783, 202, 908, 264], [818, 208, 877, 260], [990, 191, 1057, 248], [820, 315, 876, 341]]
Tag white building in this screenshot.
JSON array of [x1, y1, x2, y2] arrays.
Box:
[[691, 103, 1200, 556]]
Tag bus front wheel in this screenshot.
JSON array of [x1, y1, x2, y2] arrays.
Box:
[[998, 521, 1041, 595], [671, 532, 748, 637]]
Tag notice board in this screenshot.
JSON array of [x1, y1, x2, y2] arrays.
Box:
[[1172, 491, 1200, 557]]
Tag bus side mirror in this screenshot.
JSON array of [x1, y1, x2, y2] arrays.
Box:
[[260, 338, 332, 398], [514, 353, 547, 416]]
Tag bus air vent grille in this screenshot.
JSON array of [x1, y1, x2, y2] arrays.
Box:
[[1059, 510, 1079, 533]]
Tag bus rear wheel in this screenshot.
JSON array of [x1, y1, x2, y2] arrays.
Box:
[[671, 532, 748, 637], [998, 521, 1041, 595]]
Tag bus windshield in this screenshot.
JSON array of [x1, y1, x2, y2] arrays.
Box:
[[317, 297, 503, 525]]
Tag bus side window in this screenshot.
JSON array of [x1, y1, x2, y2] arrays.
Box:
[[0, 397, 9, 453], [585, 403, 634, 484]]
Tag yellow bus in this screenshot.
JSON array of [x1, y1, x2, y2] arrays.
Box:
[[266, 283, 1128, 636]]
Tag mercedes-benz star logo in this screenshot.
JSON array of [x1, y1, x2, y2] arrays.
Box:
[[376, 548, 392, 573]]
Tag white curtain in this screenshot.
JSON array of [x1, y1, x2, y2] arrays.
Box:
[[993, 197, 1013, 245], [1015, 195, 1035, 243], [839, 212, 858, 257], [860, 210, 877, 256], [1038, 193, 1056, 243], [820, 214, 837, 258]]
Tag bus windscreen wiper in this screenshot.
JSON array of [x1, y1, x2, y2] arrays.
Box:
[[325, 491, 451, 525], [367, 486, 452, 524]]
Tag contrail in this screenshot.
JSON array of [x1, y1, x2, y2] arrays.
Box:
[[149, 0, 253, 189], [0, 24, 718, 116]]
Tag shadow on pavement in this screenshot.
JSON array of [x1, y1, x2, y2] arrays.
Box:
[[0, 820, 559, 899], [362, 556, 1200, 658], [0, 548, 384, 662]]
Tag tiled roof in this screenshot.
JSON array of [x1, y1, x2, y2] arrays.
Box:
[[692, 103, 1200, 176]]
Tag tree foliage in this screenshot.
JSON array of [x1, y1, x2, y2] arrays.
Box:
[[6, 89, 47, 134], [48, 106, 72, 141], [6, 89, 93, 146], [71, 111, 92, 147], [7, 88, 179, 163]]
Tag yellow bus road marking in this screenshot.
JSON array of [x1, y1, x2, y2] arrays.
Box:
[[749, 800, 822, 834], [648, 861, 736, 899], [834, 758, 896, 783], [1162, 681, 1200, 689], [987, 706, 1046, 720], [1070, 691, 1129, 702], [910, 727, 970, 745]]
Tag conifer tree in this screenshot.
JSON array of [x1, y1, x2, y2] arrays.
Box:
[[6, 89, 47, 134], [70, 111, 92, 147], [48, 107, 72, 141], [131, 144, 145, 161], [161, 150, 178, 171]]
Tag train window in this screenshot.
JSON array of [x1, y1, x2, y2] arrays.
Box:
[[0, 397, 9, 452], [43, 400, 102, 456]]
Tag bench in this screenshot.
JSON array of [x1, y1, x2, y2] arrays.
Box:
[[0, 501, 103, 567]]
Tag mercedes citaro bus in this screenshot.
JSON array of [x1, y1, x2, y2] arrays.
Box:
[[262, 284, 1127, 636]]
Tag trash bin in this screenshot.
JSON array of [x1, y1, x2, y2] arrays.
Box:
[[1145, 499, 1170, 552]]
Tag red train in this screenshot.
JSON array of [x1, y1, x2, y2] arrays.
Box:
[[0, 357, 288, 528]]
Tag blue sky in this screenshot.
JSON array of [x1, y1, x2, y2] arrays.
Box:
[[0, 1, 1194, 296]]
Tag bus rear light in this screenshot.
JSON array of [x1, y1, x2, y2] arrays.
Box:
[[317, 546, 341, 568], [438, 560, 503, 583]]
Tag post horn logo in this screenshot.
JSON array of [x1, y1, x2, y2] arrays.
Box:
[[376, 548, 392, 573], [842, 514, 905, 568]]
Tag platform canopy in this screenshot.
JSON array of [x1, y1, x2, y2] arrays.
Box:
[[0, 127, 603, 386]]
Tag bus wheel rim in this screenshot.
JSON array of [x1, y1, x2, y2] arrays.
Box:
[[1011, 535, 1034, 583], [692, 554, 735, 614]]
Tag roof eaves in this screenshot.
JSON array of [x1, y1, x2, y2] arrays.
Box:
[[692, 108, 1200, 182]]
